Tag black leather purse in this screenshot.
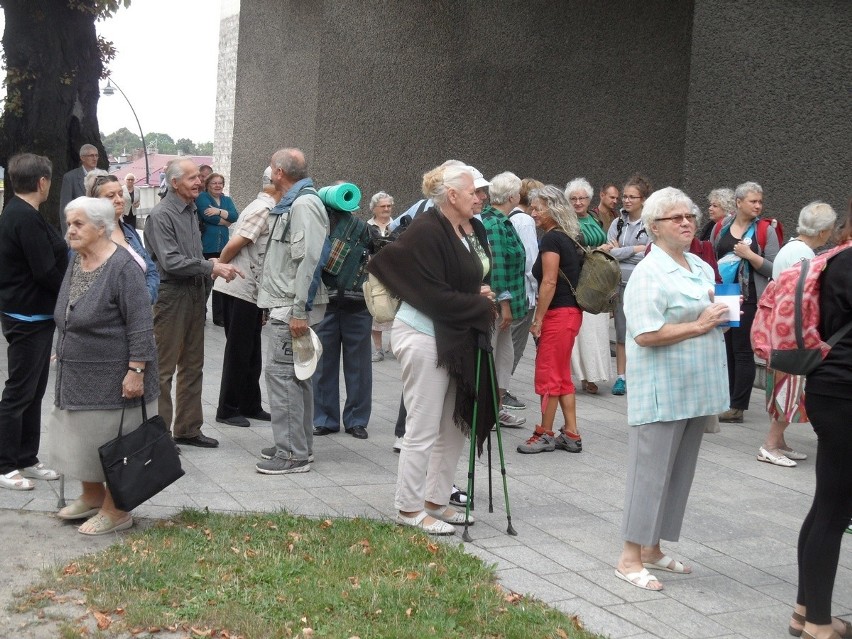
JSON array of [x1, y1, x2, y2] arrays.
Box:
[[98, 397, 185, 511]]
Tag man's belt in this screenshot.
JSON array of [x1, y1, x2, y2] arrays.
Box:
[[162, 275, 206, 287]]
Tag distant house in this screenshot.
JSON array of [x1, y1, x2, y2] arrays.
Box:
[[110, 153, 214, 187]]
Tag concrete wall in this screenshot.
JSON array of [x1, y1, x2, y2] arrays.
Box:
[[682, 0, 852, 231], [228, 0, 695, 211], [227, 0, 850, 230], [213, 2, 241, 192]]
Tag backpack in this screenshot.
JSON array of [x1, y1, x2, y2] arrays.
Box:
[[751, 242, 852, 375], [556, 231, 621, 314], [321, 208, 371, 294], [713, 216, 783, 254]]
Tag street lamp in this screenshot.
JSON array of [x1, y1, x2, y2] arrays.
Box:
[[101, 78, 150, 186]]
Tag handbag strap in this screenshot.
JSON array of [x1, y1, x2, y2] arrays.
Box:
[[552, 229, 586, 299], [116, 393, 148, 440]]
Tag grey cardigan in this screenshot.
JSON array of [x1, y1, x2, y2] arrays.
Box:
[[54, 247, 159, 410]]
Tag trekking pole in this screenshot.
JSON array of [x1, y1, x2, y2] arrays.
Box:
[[462, 348, 482, 542], [485, 346, 517, 536]]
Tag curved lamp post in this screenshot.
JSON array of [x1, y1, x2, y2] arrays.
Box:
[[101, 79, 150, 186]]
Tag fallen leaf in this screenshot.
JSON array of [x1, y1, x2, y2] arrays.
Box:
[[92, 610, 111, 630], [320, 519, 333, 529], [147, 627, 161, 633], [504, 591, 523, 604], [556, 629, 569, 639], [302, 628, 314, 638], [405, 608, 413, 617], [190, 627, 213, 637], [426, 543, 439, 554], [405, 571, 420, 581], [348, 576, 360, 588]]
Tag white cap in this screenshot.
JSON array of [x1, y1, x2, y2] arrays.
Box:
[[262, 166, 272, 187], [468, 166, 490, 189], [293, 328, 323, 380]]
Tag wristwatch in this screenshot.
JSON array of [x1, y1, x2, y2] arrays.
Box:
[[128, 366, 145, 374]]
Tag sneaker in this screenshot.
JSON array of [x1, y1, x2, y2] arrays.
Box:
[[555, 432, 582, 453], [517, 427, 556, 454], [719, 408, 744, 423], [502, 391, 526, 410], [260, 447, 314, 463], [371, 349, 384, 362], [499, 409, 526, 428], [393, 437, 403, 453], [256, 457, 311, 475], [846, 521, 852, 535], [449, 484, 468, 507], [612, 378, 626, 395]]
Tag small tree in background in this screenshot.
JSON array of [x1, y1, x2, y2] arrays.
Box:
[[0, 0, 130, 224]]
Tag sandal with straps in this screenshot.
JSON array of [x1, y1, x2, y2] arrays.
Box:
[[791, 612, 852, 638], [0, 470, 34, 491]]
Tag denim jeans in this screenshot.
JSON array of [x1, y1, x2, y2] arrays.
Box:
[[312, 299, 372, 430], [266, 321, 313, 460], [0, 316, 54, 475]]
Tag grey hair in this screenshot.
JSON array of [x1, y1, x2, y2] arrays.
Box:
[[641, 187, 698, 240], [530, 185, 580, 238], [422, 163, 474, 206], [65, 196, 116, 235], [125, 173, 136, 181], [489, 171, 521, 205], [84, 169, 111, 196], [735, 181, 763, 201], [797, 201, 837, 236], [79, 143, 97, 157], [165, 158, 196, 190], [564, 177, 594, 200], [707, 188, 735, 215], [270, 148, 308, 181], [369, 191, 394, 210]]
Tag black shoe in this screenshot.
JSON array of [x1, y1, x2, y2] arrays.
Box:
[[174, 434, 219, 448], [213, 319, 225, 327], [345, 426, 368, 440], [313, 427, 338, 436], [216, 414, 250, 427], [244, 410, 271, 422]]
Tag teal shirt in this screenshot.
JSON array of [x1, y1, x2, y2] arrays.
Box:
[[196, 192, 239, 254], [624, 245, 729, 425], [578, 214, 607, 248]]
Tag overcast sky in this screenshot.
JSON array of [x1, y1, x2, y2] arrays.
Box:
[[0, 0, 222, 143]]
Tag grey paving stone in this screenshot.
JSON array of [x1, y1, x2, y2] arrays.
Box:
[[551, 597, 645, 638]]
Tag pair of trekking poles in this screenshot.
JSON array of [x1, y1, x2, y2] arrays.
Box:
[[460, 333, 518, 542]]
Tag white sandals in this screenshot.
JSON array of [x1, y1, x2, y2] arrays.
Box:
[[0, 470, 34, 491], [424, 506, 475, 525], [614, 568, 663, 591], [395, 511, 455, 535], [20, 463, 59, 480], [758, 447, 797, 467]]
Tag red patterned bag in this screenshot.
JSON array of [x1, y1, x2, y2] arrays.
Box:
[[751, 242, 852, 375]]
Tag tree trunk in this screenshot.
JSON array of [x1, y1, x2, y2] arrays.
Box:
[[0, 0, 107, 226]]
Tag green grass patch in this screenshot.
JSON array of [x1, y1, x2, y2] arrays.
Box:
[[20, 509, 604, 639]]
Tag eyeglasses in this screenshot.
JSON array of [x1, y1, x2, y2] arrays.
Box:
[[622, 195, 642, 201], [656, 213, 697, 224], [82, 153, 99, 158], [569, 196, 590, 203]]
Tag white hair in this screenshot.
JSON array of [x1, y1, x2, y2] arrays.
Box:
[[564, 177, 593, 200], [641, 187, 698, 239], [489, 172, 521, 205], [422, 163, 474, 205], [797, 201, 837, 236], [369, 191, 394, 210], [707, 188, 735, 215], [65, 196, 116, 235], [735, 181, 762, 201], [166, 158, 195, 190]]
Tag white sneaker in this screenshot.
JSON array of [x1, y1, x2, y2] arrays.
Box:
[[499, 409, 526, 428], [371, 349, 384, 362], [393, 437, 403, 453], [20, 463, 59, 480]]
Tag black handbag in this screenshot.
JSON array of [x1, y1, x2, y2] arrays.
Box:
[[98, 397, 185, 512]]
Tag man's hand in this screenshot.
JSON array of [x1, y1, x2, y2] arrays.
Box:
[[289, 317, 309, 338], [210, 259, 244, 282]]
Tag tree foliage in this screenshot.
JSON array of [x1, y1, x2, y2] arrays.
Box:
[[102, 126, 141, 156], [0, 0, 130, 223]]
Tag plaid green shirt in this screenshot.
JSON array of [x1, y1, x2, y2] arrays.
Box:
[[480, 206, 528, 319]]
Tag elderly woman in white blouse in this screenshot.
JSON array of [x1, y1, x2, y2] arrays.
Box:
[[614, 187, 729, 591]]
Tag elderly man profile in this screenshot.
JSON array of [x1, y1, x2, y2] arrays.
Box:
[[255, 148, 330, 475], [59, 143, 99, 235], [144, 159, 243, 448]]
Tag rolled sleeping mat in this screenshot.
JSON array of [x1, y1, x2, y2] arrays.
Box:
[[318, 182, 361, 212]]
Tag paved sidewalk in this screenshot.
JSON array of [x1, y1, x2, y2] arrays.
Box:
[[1, 320, 849, 639]]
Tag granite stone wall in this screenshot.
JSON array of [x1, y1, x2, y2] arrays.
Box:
[[225, 0, 850, 229], [214, 9, 240, 191]]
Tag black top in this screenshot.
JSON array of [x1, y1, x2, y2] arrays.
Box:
[[806, 246, 852, 398], [0, 196, 69, 315], [715, 226, 758, 301], [532, 229, 580, 309]]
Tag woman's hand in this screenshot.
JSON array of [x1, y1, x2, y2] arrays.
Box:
[[203, 206, 220, 218], [529, 317, 542, 339], [479, 285, 495, 301], [122, 370, 144, 398], [696, 302, 730, 333]]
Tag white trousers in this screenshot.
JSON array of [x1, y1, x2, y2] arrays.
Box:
[[392, 320, 465, 512]]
